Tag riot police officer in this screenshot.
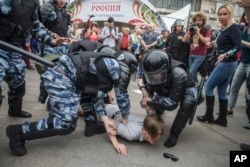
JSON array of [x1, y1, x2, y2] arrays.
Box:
[[0, 0, 64, 118], [39, 0, 71, 56], [6, 40, 137, 156], [37, 0, 72, 104], [138, 50, 198, 148]]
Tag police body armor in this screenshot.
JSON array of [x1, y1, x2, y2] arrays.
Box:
[[68, 51, 117, 96], [39, 1, 70, 37], [0, 0, 39, 45]]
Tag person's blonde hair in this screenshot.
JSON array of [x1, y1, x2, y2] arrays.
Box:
[[134, 25, 142, 35], [143, 113, 164, 138], [217, 4, 236, 27]]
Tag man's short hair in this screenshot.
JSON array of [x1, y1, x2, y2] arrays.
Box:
[[108, 17, 114, 23], [143, 113, 164, 138]]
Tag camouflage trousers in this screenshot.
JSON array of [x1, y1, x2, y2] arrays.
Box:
[[22, 67, 80, 133], [0, 49, 26, 101]]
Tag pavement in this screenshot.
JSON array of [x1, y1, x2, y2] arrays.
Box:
[[0, 64, 249, 167]]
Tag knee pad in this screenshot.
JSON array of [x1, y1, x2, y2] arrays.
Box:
[[180, 94, 196, 115]]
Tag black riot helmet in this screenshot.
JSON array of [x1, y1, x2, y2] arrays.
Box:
[[114, 51, 137, 92], [98, 46, 116, 55], [143, 50, 171, 85]]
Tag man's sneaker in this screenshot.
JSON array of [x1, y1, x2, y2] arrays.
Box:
[[243, 122, 250, 129]]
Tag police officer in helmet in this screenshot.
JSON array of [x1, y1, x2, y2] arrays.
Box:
[[138, 50, 198, 148]]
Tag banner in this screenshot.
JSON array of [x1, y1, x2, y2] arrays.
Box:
[[161, 4, 191, 30], [69, 0, 165, 27]]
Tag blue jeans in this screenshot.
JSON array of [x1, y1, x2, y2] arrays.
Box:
[[205, 61, 238, 99], [189, 55, 206, 83], [228, 62, 250, 108]]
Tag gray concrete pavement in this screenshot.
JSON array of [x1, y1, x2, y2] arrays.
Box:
[[0, 65, 249, 167]]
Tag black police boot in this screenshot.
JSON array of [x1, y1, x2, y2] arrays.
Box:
[[164, 133, 178, 148], [8, 97, 32, 118], [197, 96, 214, 123], [6, 124, 26, 156], [214, 99, 227, 127], [38, 80, 48, 104], [6, 119, 76, 156], [164, 103, 193, 148], [84, 120, 106, 137]]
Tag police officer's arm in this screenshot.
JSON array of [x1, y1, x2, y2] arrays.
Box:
[[0, 0, 11, 15], [92, 98, 117, 135], [111, 69, 130, 120], [182, 30, 191, 42], [146, 67, 188, 111], [31, 19, 66, 46]]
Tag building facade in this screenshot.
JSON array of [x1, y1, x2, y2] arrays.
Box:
[[150, 0, 244, 29]]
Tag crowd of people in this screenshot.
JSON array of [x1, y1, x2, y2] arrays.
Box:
[[0, 0, 250, 157]]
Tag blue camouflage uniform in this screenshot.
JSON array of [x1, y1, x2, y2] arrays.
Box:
[[39, 1, 71, 56], [0, 0, 53, 118], [22, 54, 130, 133]]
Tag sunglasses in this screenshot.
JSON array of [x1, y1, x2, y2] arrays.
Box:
[[163, 152, 179, 162]]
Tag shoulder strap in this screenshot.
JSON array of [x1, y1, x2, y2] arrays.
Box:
[[114, 27, 117, 36]]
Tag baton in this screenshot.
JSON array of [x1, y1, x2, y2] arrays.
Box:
[[0, 40, 55, 67], [189, 76, 206, 125]]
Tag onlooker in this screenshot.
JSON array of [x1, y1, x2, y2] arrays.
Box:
[[227, 12, 250, 118], [165, 20, 190, 67], [155, 30, 169, 49], [183, 12, 211, 83], [86, 22, 101, 42], [234, 5, 250, 154], [140, 25, 146, 34], [244, 73, 250, 129], [197, 4, 242, 127], [141, 24, 159, 53], [235, 0, 250, 20], [226, 14, 246, 95], [71, 20, 86, 40], [117, 27, 131, 51], [130, 26, 143, 79], [139, 24, 159, 79], [100, 17, 119, 50]]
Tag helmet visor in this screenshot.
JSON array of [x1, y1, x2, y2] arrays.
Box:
[[144, 65, 168, 85]]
